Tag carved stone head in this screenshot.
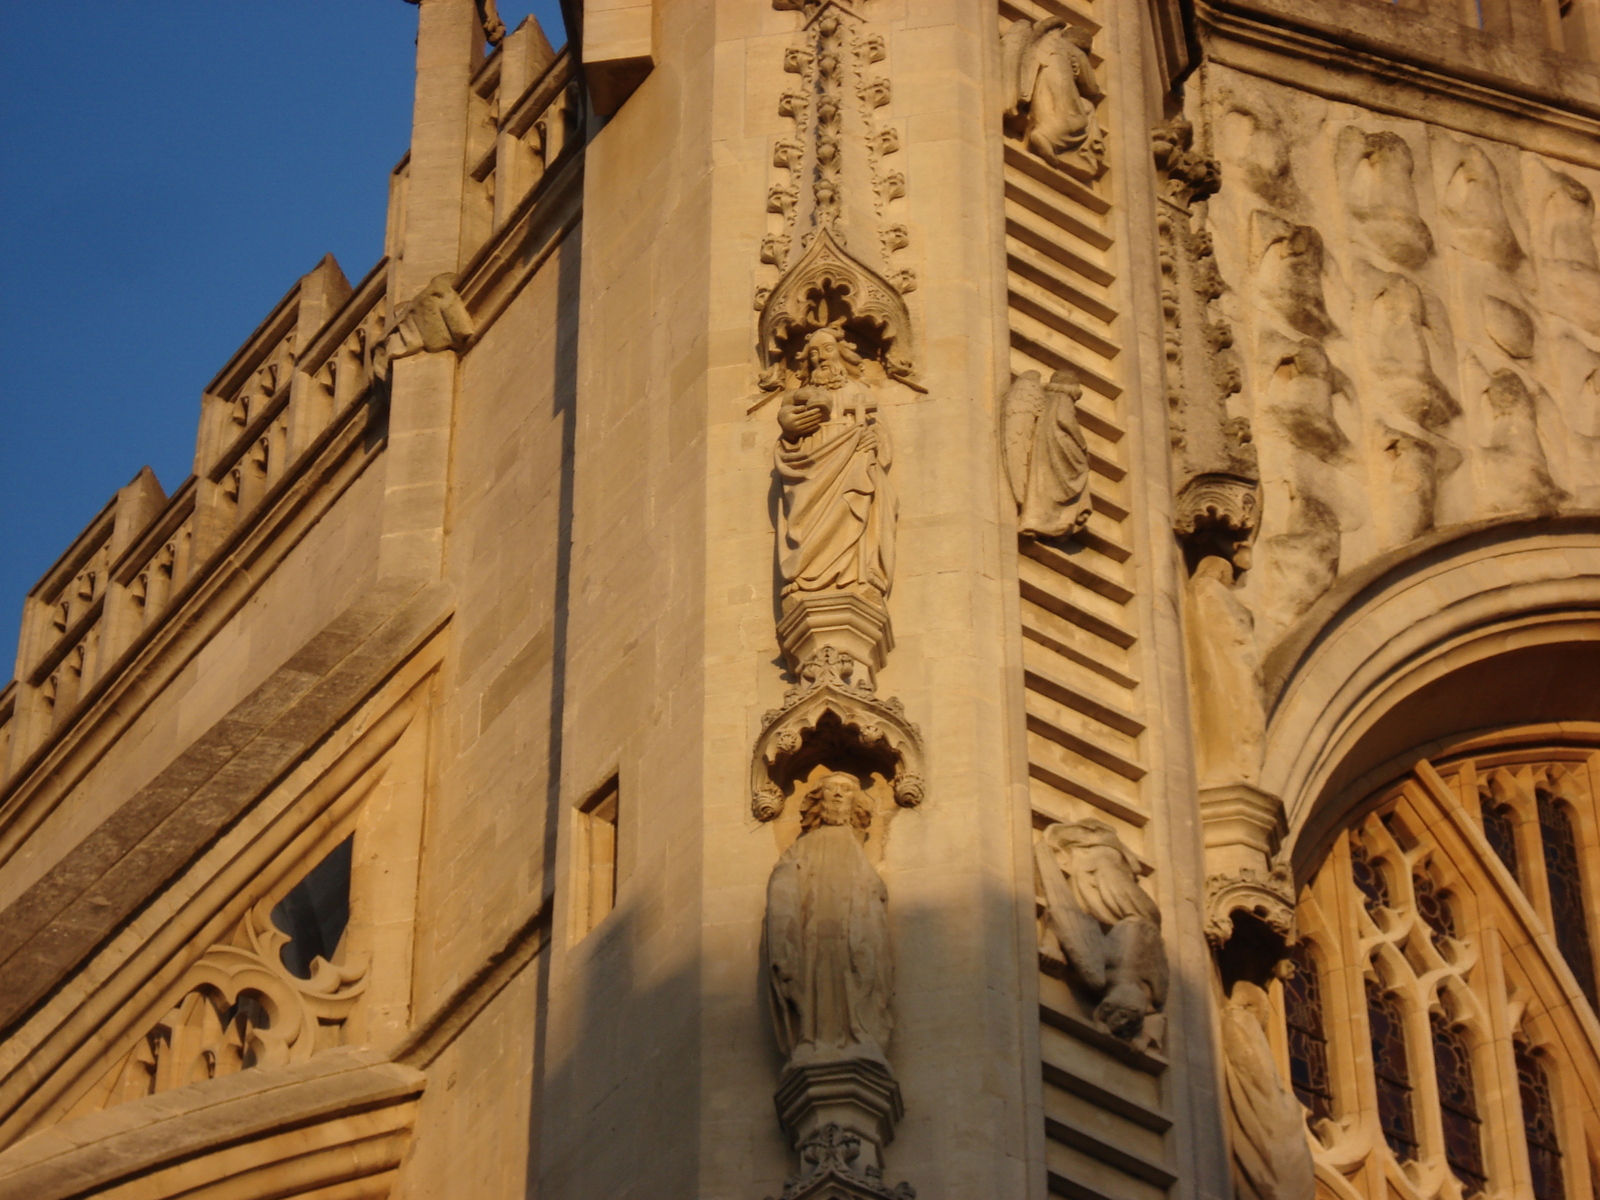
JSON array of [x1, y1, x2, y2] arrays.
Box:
[[802, 771, 874, 833]]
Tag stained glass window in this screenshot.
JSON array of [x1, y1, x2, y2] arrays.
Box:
[[1537, 790, 1599, 1012], [1351, 841, 1391, 914], [1515, 1041, 1565, 1200], [1430, 1013, 1485, 1194], [1479, 791, 1521, 883], [1366, 979, 1418, 1160], [1413, 872, 1456, 949], [1283, 942, 1333, 1123]]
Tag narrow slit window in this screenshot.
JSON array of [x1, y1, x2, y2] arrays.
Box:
[[1366, 978, 1419, 1161], [1516, 1041, 1566, 1200], [578, 777, 619, 935], [1284, 941, 1334, 1124], [1431, 1013, 1486, 1195]]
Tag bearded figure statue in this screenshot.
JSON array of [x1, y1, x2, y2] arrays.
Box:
[[774, 329, 897, 604], [1002, 17, 1106, 176], [1035, 818, 1168, 1041], [764, 772, 894, 1069]]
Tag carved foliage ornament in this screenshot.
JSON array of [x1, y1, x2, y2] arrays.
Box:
[[84, 898, 366, 1115]]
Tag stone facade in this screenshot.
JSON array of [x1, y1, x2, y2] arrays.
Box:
[[2, 1, 1599, 1198]]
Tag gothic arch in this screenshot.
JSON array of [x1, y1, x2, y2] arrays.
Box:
[[1254, 515, 1600, 871]]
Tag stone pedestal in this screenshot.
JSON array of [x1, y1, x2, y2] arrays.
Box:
[[775, 1058, 903, 1173], [1199, 783, 1295, 946], [777, 590, 893, 682]]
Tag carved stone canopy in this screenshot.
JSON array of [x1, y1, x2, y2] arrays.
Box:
[[752, 648, 924, 821], [1174, 470, 1260, 572], [1198, 784, 1296, 950], [758, 228, 919, 392]]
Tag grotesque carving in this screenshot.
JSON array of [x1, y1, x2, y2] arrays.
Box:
[[1001, 368, 1094, 539], [1335, 127, 1433, 270], [776, 329, 897, 604], [766, 773, 893, 1069], [1001, 18, 1105, 178], [1034, 819, 1167, 1043], [1222, 981, 1317, 1200], [374, 273, 475, 380]]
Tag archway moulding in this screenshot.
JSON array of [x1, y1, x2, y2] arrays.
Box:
[[1256, 516, 1600, 876]]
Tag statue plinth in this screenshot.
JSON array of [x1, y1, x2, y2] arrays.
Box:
[[775, 1057, 903, 1173], [1199, 784, 1296, 947], [778, 589, 893, 679]]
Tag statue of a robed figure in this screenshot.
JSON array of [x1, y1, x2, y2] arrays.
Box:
[[764, 772, 894, 1069], [775, 329, 897, 605]]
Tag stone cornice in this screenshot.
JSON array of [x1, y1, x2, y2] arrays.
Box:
[[1196, 0, 1600, 170]]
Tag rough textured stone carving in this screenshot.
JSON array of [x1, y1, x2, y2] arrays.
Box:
[[1335, 127, 1433, 270], [1479, 368, 1565, 515], [1001, 368, 1093, 539], [1034, 819, 1167, 1043], [1222, 982, 1316, 1200], [1250, 212, 1335, 339], [776, 329, 897, 605], [766, 773, 893, 1069], [1540, 169, 1600, 337], [1443, 143, 1524, 271], [1001, 18, 1105, 178]]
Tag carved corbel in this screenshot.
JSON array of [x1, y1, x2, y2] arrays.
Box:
[[1199, 784, 1295, 948], [373, 273, 475, 382]]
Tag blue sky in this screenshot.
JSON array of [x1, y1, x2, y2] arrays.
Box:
[[0, 1, 567, 677]]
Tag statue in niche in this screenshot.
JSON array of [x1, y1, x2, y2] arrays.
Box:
[[765, 772, 894, 1069], [1034, 819, 1167, 1042], [1222, 980, 1316, 1200], [1001, 368, 1094, 539], [1185, 555, 1265, 791], [1001, 18, 1105, 177], [775, 328, 897, 602]]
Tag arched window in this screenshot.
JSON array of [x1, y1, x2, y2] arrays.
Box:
[[1366, 979, 1418, 1161], [1280, 736, 1600, 1200], [1514, 1040, 1564, 1200], [1430, 1013, 1484, 1194], [1536, 786, 1598, 1010], [1283, 941, 1333, 1124]]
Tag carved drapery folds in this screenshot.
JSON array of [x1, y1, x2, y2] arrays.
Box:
[[755, 4, 921, 1198], [1035, 819, 1168, 1046], [1001, 18, 1106, 180], [1001, 368, 1094, 539]]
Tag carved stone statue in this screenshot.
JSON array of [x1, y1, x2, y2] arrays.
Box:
[[1001, 18, 1105, 177], [1035, 819, 1167, 1041], [765, 772, 894, 1069], [1002, 368, 1094, 539], [1185, 555, 1265, 790], [775, 329, 897, 602], [1222, 981, 1316, 1200]]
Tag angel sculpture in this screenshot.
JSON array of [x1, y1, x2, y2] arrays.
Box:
[[1034, 818, 1167, 1041], [1001, 368, 1094, 539], [1001, 18, 1106, 177]]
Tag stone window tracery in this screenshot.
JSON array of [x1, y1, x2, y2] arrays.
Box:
[[1515, 1039, 1565, 1200], [1429, 1013, 1485, 1195], [1278, 736, 1600, 1200], [1284, 940, 1334, 1124], [1536, 786, 1598, 1010]]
